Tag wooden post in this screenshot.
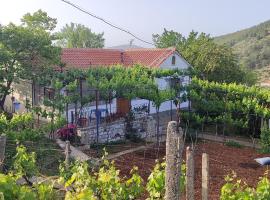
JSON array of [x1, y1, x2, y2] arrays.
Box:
[[165, 121, 184, 200], [65, 141, 71, 167], [0, 135, 7, 171], [186, 146, 194, 200], [202, 153, 209, 200]]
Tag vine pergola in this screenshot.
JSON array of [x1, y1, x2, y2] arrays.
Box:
[[30, 65, 189, 142]]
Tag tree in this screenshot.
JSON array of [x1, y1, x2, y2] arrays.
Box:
[[0, 10, 60, 111], [21, 9, 57, 31], [146, 86, 173, 142], [153, 29, 256, 84], [56, 23, 105, 48]]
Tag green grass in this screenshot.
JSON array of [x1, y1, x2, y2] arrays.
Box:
[[225, 140, 243, 148]]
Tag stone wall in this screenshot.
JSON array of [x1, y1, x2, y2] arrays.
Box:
[[77, 115, 157, 145]]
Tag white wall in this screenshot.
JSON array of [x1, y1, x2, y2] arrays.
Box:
[[131, 52, 191, 113], [159, 52, 189, 70], [156, 53, 190, 90]]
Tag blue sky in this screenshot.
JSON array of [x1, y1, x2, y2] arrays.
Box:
[[0, 0, 269, 47]]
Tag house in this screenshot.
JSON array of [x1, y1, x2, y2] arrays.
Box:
[[61, 47, 191, 118], [5, 47, 191, 118]]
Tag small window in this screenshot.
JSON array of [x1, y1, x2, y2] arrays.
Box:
[[172, 55, 176, 65]]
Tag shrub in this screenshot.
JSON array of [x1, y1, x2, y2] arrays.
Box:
[[146, 160, 186, 199], [12, 145, 38, 179], [6, 129, 43, 142], [61, 152, 144, 200], [225, 140, 243, 148], [0, 145, 57, 200], [259, 126, 270, 153], [0, 113, 43, 142], [9, 113, 34, 131], [220, 171, 270, 200]]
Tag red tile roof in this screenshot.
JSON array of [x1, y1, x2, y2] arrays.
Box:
[[61, 47, 176, 69]]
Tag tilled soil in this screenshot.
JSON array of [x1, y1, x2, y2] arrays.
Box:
[[113, 140, 270, 200]]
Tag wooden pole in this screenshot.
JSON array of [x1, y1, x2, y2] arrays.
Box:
[[0, 135, 7, 171], [186, 146, 194, 200], [202, 153, 209, 200], [65, 141, 71, 167], [165, 121, 184, 200]]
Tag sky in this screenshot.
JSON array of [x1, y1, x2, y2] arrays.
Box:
[[0, 0, 270, 47]]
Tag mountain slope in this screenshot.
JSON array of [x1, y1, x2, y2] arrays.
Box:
[[215, 20, 270, 70]]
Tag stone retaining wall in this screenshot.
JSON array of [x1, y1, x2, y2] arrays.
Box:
[[77, 115, 157, 145]]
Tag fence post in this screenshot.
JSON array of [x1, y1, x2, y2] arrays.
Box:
[[65, 141, 71, 167], [202, 153, 209, 200], [0, 135, 7, 171], [165, 121, 184, 200], [186, 146, 194, 200]]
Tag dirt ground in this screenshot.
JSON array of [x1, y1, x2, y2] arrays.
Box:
[[82, 140, 146, 158], [113, 140, 270, 199]]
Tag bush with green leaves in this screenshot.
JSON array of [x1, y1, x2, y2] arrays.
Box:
[[12, 145, 38, 180], [220, 171, 270, 200], [2, 145, 187, 200], [0, 145, 59, 200], [61, 152, 144, 200], [146, 160, 186, 200], [259, 126, 270, 153], [0, 174, 36, 200], [0, 113, 44, 142], [225, 140, 243, 148], [0, 113, 33, 132]]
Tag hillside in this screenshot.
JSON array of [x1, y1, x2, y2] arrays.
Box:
[[215, 20, 270, 72]]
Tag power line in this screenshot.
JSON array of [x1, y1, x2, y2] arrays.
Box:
[[60, 0, 155, 46]]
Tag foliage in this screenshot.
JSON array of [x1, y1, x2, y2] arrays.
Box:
[[220, 171, 270, 200], [0, 173, 36, 200], [0, 145, 59, 200], [6, 129, 42, 142], [36, 182, 59, 200], [12, 145, 38, 179], [56, 22, 105, 48], [153, 29, 255, 84], [3, 142, 188, 200], [21, 9, 57, 31], [259, 126, 270, 153], [0, 10, 60, 111], [215, 20, 270, 71], [225, 140, 243, 148], [124, 110, 142, 142], [60, 152, 144, 200], [184, 77, 270, 137], [146, 160, 186, 200], [0, 113, 43, 142]]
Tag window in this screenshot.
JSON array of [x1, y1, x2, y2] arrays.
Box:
[[172, 55, 176, 65]]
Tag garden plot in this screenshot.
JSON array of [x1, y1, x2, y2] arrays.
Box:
[[113, 140, 270, 199]]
